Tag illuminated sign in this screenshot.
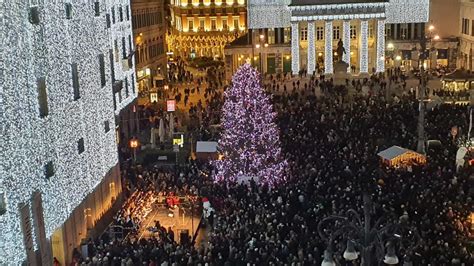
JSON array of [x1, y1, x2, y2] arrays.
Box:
[[167, 100, 176, 112], [173, 133, 184, 147]]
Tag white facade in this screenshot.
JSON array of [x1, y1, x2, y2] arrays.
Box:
[[247, 0, 429, 74], [0, 0, 135, 264]]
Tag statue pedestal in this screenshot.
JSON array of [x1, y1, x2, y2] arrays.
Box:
[[333, 61, 350, 85]]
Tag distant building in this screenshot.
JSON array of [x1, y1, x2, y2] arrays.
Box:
[[0, 1, 136, 264], [131, 0, 168, 104], [168, 0, 247, 60], [225, 0, 448, 77], [459, 0, 474, 70]]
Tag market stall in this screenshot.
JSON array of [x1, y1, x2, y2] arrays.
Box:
[[439, 69, 474, 102], [377, 146, 426, 168]]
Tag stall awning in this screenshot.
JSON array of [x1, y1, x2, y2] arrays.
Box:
[[377, 146, 407, 161], [196, 141, 218, 153]]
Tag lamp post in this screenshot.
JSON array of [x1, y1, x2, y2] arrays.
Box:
[[417, 25, 439, 154], [129, 137, 139, 163], [318, 193, 420, 266], [252, 33, 268, 73]]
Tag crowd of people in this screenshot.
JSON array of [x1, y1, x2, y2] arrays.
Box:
[[69, 65, 474, 265]]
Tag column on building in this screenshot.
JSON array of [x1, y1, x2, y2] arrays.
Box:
[[307, 21, 316, 75], [324, 20, 333, 74], [376, 19, 385, 73], [359, 20, 369, 73], [342, 20, 351, 72], [291, 21, 300, 75]]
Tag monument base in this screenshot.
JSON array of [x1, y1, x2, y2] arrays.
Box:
[[333, 61, 350, 85]]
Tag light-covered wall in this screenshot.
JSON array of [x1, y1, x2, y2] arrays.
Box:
[[248, 0, 429, 30], [0, 0, 135, 264]]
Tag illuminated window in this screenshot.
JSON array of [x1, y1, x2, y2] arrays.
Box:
[[233, 17, 239, 30], [284, 27, 291, 43], [211, 18, 216, 30], [300, 27, 307, 41], [350, 25, 357, 39], [316, 26, 324, 40], [188, 19, 194, 31], [333, 26, 340, 40], [222, 19, 228, 30], [199, 18, 205, 31]]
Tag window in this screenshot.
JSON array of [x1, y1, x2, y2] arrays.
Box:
[[109, 49, 115, 82], [316, 26, 324, 40], [77, 138, 85, 154], [300, 27, 308, 41], [44, 161, 54, 179], [211, 18, 216, 30], [126, 5, 130, 20], [385, 27, 392, 39], [71, 63, 80, 100], [99, 54, 106, 87], [125, 78, 129, 97], [222, 19, 227, 30], [29, 6, 40, 24], [65, 3, 72, 19], [284, 27, 291, 43], [94, 1, 100, 16], [233, 17, 239, 31], [122, 37, 127, 59], [400, 24, 408, 40], [199, 18, 205, 31], [131, 74, 135, 94], [333, 26, 340, 40], [37, 77, 48, 118], [104, 121, 110, 133], [369, 25, 374, 39], [128, 35, 133, 56], [106, 14, 111, 28], [114, 40, 119, 62], [188, 19, 194, 31], [0, 192, 6, 215], [467, 19, 471, 35], [350, 25, 357, 39], [119, 6, 123, 21], [112, 7, 115, 23]]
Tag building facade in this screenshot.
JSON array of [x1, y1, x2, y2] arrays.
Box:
[[168, 0, 247, 59], [0, 0, 136, 264], [131, 0, 167, 105], [225, 0, 431, 76], [459, 0, 474, 70]]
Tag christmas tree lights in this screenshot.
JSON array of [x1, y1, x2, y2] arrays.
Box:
[[215, 63, 287, 186]]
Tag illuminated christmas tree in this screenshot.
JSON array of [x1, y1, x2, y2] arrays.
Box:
[[214, 63, 287, 186]]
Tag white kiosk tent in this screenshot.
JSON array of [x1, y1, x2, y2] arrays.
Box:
[[195, 141, 219, 160], [377, 146, 426, 168]]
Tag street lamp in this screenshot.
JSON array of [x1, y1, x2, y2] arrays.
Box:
[[129, 137, 139, 163], [417, 24, 439, 154], [318, 193, 420, 266], [252, 32, 268, 73]]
